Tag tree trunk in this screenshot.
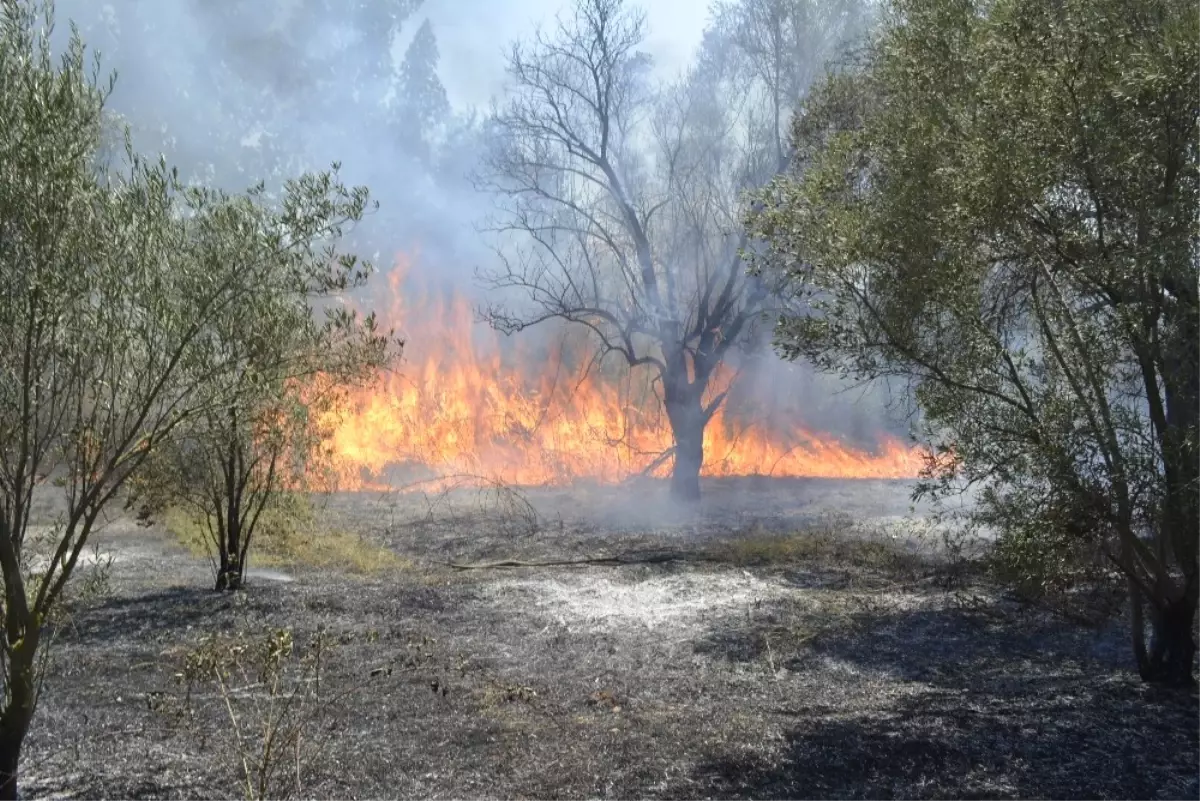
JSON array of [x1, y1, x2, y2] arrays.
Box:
[[1147, 281, 1199, 688], [1142, 595, 1198, 687], [215, 517, 244, 591], [215, 424, 247, 593], [0, 726, 19, 801], [216, 544, 230, 591], [214, 560, 244, 592], [666, 393, 704, 504], [0, 645, 38, 800]]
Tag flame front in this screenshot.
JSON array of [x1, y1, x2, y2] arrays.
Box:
[[323, 256, 924, 490]]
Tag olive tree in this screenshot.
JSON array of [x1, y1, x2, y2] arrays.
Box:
[[0, 3, 382, 795], [134, 181, 395, 591], [752, 0, 1198, 685]]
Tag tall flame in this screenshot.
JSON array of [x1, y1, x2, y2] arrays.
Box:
[[323, 255, 923, 490]]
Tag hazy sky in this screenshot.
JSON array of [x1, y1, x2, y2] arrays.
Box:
[[418, 0, 713, 108]]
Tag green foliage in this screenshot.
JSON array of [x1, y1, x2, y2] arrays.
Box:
[[752, 0, 1199, 682], [0, 1, 394, 791], [130, 167, 397, 591]]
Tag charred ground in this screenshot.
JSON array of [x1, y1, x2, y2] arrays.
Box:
[[22, 479, 1199, 799]]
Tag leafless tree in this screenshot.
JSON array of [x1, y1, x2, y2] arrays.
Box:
[[476, 0, 868, 500]]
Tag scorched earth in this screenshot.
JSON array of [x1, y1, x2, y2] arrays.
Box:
[[21, 478, 1198, 800]]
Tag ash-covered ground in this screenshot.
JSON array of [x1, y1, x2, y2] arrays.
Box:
[[21, 478, 1199, 799]]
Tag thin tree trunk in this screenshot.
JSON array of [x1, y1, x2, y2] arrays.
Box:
[[1129, 576, 1149, 676], [216, 516, 243, 591], [215, 563, 243, 591], [216, 426, 245, 592], [215, 543, 231, 591]]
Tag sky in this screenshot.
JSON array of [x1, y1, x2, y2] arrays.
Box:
[[416, 0, 712, 109]]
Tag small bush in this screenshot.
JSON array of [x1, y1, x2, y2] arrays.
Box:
[[152, 627, 340, 800], [988, 524, 1126, 626], [153, 627, 437, 799]]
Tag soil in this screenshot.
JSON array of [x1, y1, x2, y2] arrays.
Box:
[[19, 478, 1200, 799]]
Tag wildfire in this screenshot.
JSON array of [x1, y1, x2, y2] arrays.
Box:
[[322, 255, 924, 491]]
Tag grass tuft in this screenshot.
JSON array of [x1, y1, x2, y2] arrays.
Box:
[[164, 496, 410, 576], [715, 518, 934, 580]]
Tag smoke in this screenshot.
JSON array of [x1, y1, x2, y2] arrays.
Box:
[[53, 1, 706, 269], [54, 1, 477, 275], [51, 0, 911, 464]]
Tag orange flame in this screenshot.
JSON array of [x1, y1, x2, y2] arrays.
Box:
[[323, 254, 923, 490]]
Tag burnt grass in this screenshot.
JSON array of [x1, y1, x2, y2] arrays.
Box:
[[21, 479, 1200, 799]]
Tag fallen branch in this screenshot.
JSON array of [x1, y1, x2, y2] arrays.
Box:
[[629, 447, 675, 480]]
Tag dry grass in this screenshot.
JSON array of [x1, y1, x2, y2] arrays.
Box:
[[164, 500, 410, 577], [715, 518, 930, 577], [254, 526, 410, 574]]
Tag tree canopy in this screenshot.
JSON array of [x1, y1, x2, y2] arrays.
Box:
[[0, 2, 392, 794], [753, 0, 1199, 685]]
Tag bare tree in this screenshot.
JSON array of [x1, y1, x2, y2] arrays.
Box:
[[477, 0, 867, 501]]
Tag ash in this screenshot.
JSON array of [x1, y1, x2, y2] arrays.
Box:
[[22, 478, 1198, 800]]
